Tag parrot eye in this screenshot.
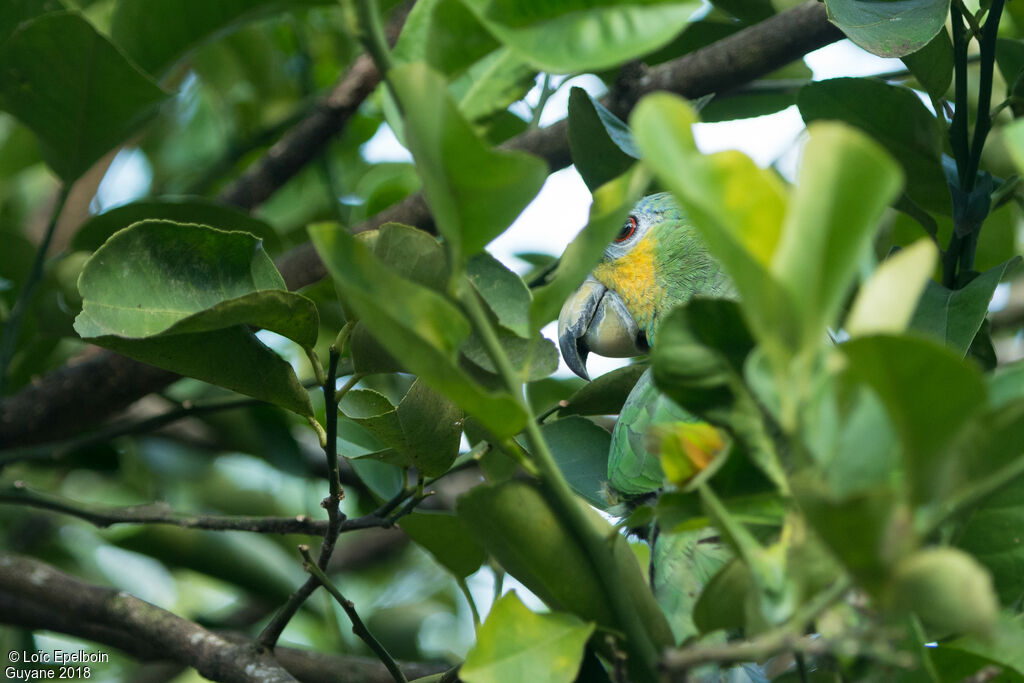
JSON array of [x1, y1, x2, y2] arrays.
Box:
[[615, 216, 638, 243]]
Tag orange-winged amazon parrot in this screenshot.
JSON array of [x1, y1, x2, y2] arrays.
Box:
[[558, 192, 734, 496]]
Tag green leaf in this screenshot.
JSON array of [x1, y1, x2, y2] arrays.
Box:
[[340, 379, 463, 477], [461, 328, 559, 383], [910, 257, 1021, 356], [996, 38, 1024, 99], [824, 0, 951, 58], [459, 0, 701, 73], [460, 592, 594, 683], [359, 222, 449, 293], [0, 12, 168, 182], [398, 511, 486, 579], [389, 62, 547, 266], [772, 122, 903, 346], [456, 479, 674, 651], [568, 87, 639, 192], [74, 221, 316, 416], [692, 558, 751, 634], [655, 529, 733, 642], [529, 164, 650, 332], [938, 614, 1024, 676], [0, 0, 63, 42], [309, 222, 527, 438], [841, 335, 986, 506], [902, 27, 954, 99], [793, 474, 907, 592], [452, 47, 538, 123], [631, 93, 801, 356], [990, 362, 1024, 408], [846, 240, 938, 337], [559, 363, 646, 417], [798, 78, 948, 214], [110, 0, 334, 77], [955, 473, 1024, 606], [466, 252, 531, 337], [393, 0, 500, 76], [71, 198, 282, 253], [536, 416, 611, 509]]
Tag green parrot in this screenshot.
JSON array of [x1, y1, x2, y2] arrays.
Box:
[[558, 192, 734, 496]]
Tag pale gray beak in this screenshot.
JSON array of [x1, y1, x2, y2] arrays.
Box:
[[557, 277, 648, 380]]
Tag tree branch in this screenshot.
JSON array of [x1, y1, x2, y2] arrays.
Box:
[[0, 554, 447, 683], [0, 1, 843, 449], [0, 553, 295, 683]]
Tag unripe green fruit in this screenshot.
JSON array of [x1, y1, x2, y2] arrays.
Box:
[[890, 547, 998, 639]]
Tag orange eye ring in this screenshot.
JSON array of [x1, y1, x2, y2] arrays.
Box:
[[615, 216, 638, 243]]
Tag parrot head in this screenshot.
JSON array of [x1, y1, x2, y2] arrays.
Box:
[[558, 192, 731, 380]]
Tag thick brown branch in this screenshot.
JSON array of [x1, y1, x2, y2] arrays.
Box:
[[0, 554, 447, 683], [0, 2, 843, 448], [0, 553, 295, 683]]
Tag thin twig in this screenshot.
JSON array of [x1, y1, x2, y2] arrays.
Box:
[[0, 480, 406, 536], [0, 184, 71, 394], [298, 545, 408, 683], [661, 579, 851, 673], [258, 346, 347, 650]]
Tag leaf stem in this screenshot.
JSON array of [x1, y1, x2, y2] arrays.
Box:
[[299, 545, 408, 683], [353, 0, 393, 76], [456, 577, 481, 626], [457, 282, 661, 682], [0, 183, 71, 395]]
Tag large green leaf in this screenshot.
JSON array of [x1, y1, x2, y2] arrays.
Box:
[[841, 335, 987, 506], [451, 48, 537, 124], [798, 78, 948, 214], [631, 93, 801, 357], [309, 222, 527, 438], [339, 379, 463, 477], [71, 198, 282, 253], [0, 0, 63, 42], [459, 0, 701, 73], [398, 511, 486, 579], [393, 0, 500, 76], [559, 363, 646, 417], [110, 0, 333, 77], [74, 221, 316, 416], [910, 257, 1021, 357], [772, 122, 903, 346], [824, 0, 951, 58], [466, 252, 531, 337], [460, 592, 594, 683], [568, 87, 639, 192], [902, 27, 954, 99], [529, 164, 650, 332], [845, 239, 938, 337], [536, 416, 611, 509], [0, 12, 168, 181], [389, 62, 547, 266], [936, 614, 1024, 679], [456, 479, 674, 651]]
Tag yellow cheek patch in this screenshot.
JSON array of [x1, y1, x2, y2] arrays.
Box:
[[592, 235, 661, 330]]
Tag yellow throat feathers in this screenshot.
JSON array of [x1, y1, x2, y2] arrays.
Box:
[[592, 234, 661, 331]]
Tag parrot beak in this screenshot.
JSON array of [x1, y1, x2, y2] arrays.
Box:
[[557, 277, 648, 380]]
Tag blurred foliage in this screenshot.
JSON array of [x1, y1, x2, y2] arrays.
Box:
[[1, 0, 1024, 682]]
